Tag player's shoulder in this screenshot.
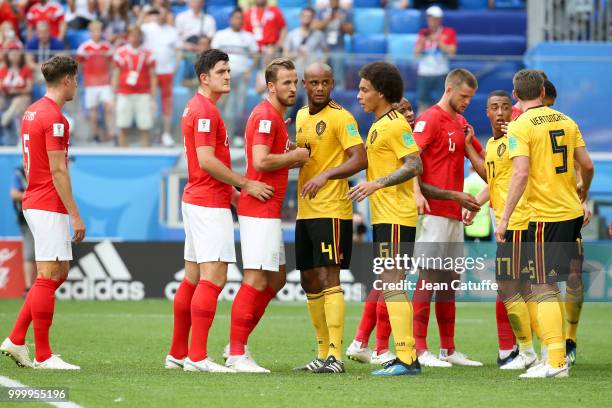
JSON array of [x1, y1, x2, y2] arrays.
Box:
[[327, 100, 356, 122]]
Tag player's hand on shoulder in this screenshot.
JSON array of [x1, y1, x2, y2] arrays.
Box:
[[71, 214, 86, 243], [347, 181, 382, 202], [452, 192, 481, 212], [301, 173, 329, 199], [245, 180, 274, 202]]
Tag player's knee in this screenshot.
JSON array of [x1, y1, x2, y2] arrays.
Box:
[[300, 270, 320, 293], [243, 270, 268, 291]]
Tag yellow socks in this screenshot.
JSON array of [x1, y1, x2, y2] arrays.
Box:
[[384, 290, 416, 364], [306, 292, 329, 359], [322, 286, 345, 360], [524, 292, 542, 341], [564, 285, 583, 342], [537, 291, 565, 368], [503, 294, 533, 350]]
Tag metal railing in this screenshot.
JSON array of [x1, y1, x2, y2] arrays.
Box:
[[543, 0, 612, 41]]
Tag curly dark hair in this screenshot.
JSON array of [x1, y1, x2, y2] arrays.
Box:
[[359, 61, 404, 104]]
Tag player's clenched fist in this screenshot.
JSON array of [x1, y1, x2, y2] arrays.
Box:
[[244, 180, 274, 202], [71, 215, 86, 243], [291, 147, 310, 168]]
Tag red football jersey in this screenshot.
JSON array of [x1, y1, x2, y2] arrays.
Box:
[[413, 104, 483, 220], [26, 1, 64, 38], [238, 99, 290, 218], [511, 103, 523, 120], [243, 6, 286, 48], [76, 39, 113, 87], [113, 44, 155, 94], [181, 93, 232, 209], [21, 96, 70, 214]]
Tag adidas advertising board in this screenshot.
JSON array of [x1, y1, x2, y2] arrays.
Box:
[[67, 240, 370, 301]]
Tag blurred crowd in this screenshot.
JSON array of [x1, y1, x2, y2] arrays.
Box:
[[0, 0, 508, 147]]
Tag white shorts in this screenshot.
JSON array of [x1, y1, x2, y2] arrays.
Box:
[[238, 215, 285, 272], [415, 214, 464, 269], [182, 202, 236, 264], [84, 85, 113, 110], [23, 209, 72, 262], [116, 94, 153, 130]]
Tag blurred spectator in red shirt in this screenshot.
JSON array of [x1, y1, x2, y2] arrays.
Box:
[[414, 5, 457, 114], [26, 0, 66, 40], [141, 6, 182, 147], [243, 0, 286, 55], [76, 20, 115, 143], [112, 25, 156, 147], [0, 0, 22, 37], [0, 44, 32, 145]]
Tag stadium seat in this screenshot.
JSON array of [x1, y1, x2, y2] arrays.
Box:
[[66, 29, 90, 50], [394, 61, 418, 92], [387, 34, 418, 59], [344, 57, 380, 88], [495, 0, 525, 9], [209, 6, 234, 31], [351, 34, 387, 55], [172, 86, 191, 126], [277, 0, 307, 7], [171, 4, 188, 15], [354, 8, 385, 35], [404, 91, 417, 106], [456, 35, 526, 55], [207, 0, 236, 6], [450, 60, 522, 93], [442, 10, 526, 36], [388, 9, 421, 34], [459, 0, 489, 9], [281, 7, 302, 31], [331, 89, 357, 108], [353, 0, 380, 7], [461, 93, 489, 136]]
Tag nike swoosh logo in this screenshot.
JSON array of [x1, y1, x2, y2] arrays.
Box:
[[546, 369, 567, 378], [448, 131, 455, 136]]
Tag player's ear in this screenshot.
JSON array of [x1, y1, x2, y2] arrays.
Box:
[[511, 89, 518, 101]]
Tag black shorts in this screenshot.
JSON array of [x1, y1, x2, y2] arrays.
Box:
[[527, 216, 583, 284], [496, 229, 529, 281], [295, 218, 352, 270], [372, 223, 416, 259]]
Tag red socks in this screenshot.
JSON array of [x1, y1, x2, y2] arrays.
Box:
[[188, 280, 221, 362], [496, 296, 516, 351], [249, 286, 276, 335], [230, 284, 260, 356], [375, 300, 391, 353], [354, 290, 380, 345], [30, 278, 59, 362], [169, 279, 196, 359], [9, 289, 34, 346], [413, 279, 433, 352], [435, 288, 456, 354]]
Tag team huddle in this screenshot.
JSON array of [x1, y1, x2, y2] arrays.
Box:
[[0, 51, 593, 379]]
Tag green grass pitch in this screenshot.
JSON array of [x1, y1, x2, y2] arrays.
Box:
[[1, 300, 611, 407]]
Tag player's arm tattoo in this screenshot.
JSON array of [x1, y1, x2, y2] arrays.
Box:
[[418, 181, 455, 200], [376, 154, 423, 188]]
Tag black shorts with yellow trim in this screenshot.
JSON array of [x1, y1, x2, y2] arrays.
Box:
[[527, 216, 584, 284], [372, 223, 416, 261], [295, 218, 352, 270], [495, 229, 529, 281]]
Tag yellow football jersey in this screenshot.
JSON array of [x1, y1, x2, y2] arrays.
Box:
[[365, 110, 420, 227], [296, 100, 364, 220], [508, 106, 585, 222], [485, 135, 532, 230]]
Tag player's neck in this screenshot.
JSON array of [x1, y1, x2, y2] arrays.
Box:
[[308, 98, 330, 115], [44, 90, 66, 108], [198, 87, 220, 103], [267, 96, 287, 117], [493, 131, 504, 140], [373, 102, 393, 121], [520, 99, 543, 111], [437, 100, 457, 117]]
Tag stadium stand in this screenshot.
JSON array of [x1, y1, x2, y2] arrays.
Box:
[[388, 10, 422, 34], [354, 8, 385, 35], [209, 6, 235, 31], [281, 7, 302, 31]]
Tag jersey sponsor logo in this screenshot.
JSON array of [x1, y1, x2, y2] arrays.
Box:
[[508, 135, 518, 151], [402, 132, 416, 147], [57, 240, 145, 301], [414, 121, 426, 132], [53, 123, 64, 137], [197, 118, 211, 133], [346, 123, 359, 138], [258, 119, 272, 134], [316, 120, 326, 137], [369, 129, 378, 144], [497, 142, 507, 157]]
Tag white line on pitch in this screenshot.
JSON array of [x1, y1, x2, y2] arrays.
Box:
[[0, 375, 84, 408]]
